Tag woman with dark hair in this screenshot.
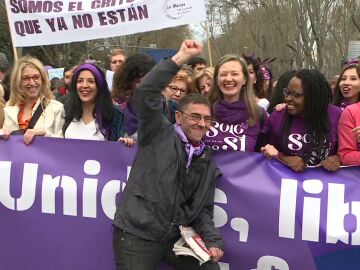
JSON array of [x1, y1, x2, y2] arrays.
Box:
[[332, 63, 360, 110], [204, 55, 268, 152], [63, 63, 124, 141], [262, 69, 342, 172], [242, 54, 273, 110], [112, 53, 156, 141], [267, 70, 297, 113], [338, 64, 360, 165]]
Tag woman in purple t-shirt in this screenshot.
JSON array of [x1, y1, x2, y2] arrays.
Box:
[[203, 55, 268, 152], [262, 69, 342, 172]]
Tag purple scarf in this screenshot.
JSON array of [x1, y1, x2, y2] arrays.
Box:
[[174, 123, 205, 168], [214, 100, 249, 125]]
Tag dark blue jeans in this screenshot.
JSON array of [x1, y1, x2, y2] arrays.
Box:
[[113, 226, 220, 270]]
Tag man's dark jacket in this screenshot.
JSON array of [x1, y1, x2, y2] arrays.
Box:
[[113, 59, 224, 250]]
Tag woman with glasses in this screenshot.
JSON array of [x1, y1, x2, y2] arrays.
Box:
[[261, 69, 342, 172], [162, 71, 196, 123], [332, 63, 360, 110], [204, 55, 269, 152], [63, 63, 125, 141], [1, 56, 64, 144]]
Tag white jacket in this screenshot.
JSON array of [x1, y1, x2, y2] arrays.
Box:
[[3, 98, 65, 137]]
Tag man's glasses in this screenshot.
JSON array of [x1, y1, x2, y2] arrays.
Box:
[[22, 74, 41, 83], [283, 88, 304, 99], [180, 111, 212, 126], [168, 85, 188, 95]]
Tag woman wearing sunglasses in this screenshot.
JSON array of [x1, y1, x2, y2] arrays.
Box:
[[1, 56, 64, 145], [261, 69, 342, 172]]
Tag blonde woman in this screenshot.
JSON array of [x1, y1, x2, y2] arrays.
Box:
[[195, 67, 214, 96], [1, 56, 64, 144], [205, 55, 268, 152]]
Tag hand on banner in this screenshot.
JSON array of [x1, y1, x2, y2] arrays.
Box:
[[352, 126, 360, 141], [171, 40, 203, 66], [278, 154, 306, 172], [261, 144, 278, 159], [118, 137, 135, 147], [0, 127, 10, 140], [24, 128, 45, 145], [316, 154, 340, 171], [209, 247, 224, 262]]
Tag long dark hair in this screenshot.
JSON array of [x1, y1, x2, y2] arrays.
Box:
[[332, 64, 360, 106], [63, 63, 114, 138], [281, 69, 332, 162]]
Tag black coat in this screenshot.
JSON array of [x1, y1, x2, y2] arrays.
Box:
[[113, 59, 223, 250]]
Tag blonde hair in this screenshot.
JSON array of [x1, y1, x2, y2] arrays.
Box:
[[208, 55, 260, 126], [170, 70, 197, 94], [195, 67, 214, 90], [9, 56, 53, 106]]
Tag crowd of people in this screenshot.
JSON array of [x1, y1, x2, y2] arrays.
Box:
[[0, 41, 360, 165], [0, 39, 360, 269]]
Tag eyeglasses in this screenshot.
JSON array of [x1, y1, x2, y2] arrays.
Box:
[[168, 85, 188, 95], [283, 88, 304, 99], [22, 74, 41, 83], [180, 111, 212, 126]]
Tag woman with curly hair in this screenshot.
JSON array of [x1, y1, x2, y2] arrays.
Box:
[[262, 69, 342, 172], [1, 56, 64, 144], [111, 53, 156, 142]]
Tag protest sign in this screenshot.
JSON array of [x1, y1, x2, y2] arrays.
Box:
[[5, 0, 206, 47], [48, 67, 65, 79], [0, 137, 359, 269]]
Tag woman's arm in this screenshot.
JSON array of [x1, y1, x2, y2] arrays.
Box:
[[338, 107, 360, 165]]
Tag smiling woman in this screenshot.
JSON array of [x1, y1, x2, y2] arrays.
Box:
[[204, 55, 269, 152], [63, 63, 125, 141], [1, 56, 64, 145], [262, 69, 342, 172]]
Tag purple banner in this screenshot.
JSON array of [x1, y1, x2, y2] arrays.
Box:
[[0, 137, 360, 270]]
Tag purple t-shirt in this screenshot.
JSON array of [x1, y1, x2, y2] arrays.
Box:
[[203, 111, 269, 152], [268, 104, 342, 165]]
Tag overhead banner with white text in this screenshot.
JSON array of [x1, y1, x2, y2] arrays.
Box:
[[0, 137, 360, 270], [5, 0, 206, 47]]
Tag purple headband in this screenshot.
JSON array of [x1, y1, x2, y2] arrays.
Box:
[[343, 59, 359, 68], [73, 63, 108, 92]]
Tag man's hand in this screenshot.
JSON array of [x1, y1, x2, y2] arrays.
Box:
[[171, 40, 203, 66], [208, 247, 224, 262]]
